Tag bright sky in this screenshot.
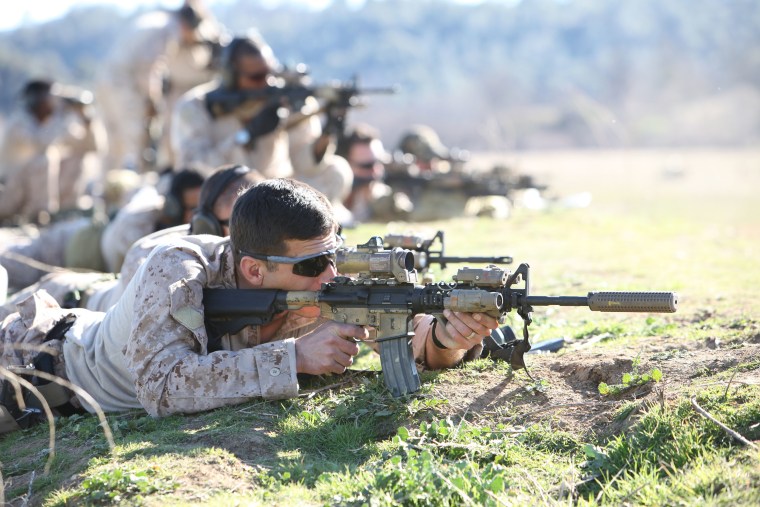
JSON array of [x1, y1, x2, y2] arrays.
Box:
[[1, 0, 493, 32], [2, 1, 155, 31], [0, 1, 338, 32]]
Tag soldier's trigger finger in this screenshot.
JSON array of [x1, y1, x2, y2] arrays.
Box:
[[337, 324, 368, 342]]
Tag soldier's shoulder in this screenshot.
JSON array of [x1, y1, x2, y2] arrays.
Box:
[[144, 234, 230, 266], [175, 81, 219, 118]]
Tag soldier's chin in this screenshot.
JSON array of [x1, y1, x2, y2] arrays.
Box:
[[294, 306, 321, 318]]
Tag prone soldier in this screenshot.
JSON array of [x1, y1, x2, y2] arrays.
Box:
[[0, 165, 259, 321], [0, 178, 497, 432], [386, 125, 544, 221]]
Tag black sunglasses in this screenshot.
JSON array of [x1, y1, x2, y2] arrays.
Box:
[[355, 160, 378, 170], [239, 241, 341, 278], [242, 71, 269, 83]]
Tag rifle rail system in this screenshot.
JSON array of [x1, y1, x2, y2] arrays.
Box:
[[204, 237, 678, 397]]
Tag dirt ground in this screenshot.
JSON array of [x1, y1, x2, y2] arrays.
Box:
[[433, 147, 760, 439], [4, 148, 759, 506], [433, 338, 760, 439]]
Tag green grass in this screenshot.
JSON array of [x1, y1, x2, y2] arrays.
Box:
[[3, 150, 760, 504]]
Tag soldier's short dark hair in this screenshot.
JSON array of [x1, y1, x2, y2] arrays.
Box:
[[22, 80, 53, 97], [169, 168, 205, 203], [162, 168, 205, 226], [177, 4, 202, 28], [230, 179, 336, 266], [21, 80, 54, 112], [220, 33, 277, 89]]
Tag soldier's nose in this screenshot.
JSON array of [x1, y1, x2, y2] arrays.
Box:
[[314, 263, 337, 288]]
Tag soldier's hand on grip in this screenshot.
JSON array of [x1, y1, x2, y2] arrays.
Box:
[[240, 102, 287, 148], [435, 309, 499, 350], [294, 321, 366, 375]]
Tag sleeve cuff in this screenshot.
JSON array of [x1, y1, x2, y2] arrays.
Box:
[[253, 338, 299, 399]]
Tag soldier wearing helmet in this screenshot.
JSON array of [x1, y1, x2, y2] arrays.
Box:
[[397, 124, 451, 173]]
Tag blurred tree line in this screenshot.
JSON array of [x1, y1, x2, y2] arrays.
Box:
[[0, 0, 758, 150]]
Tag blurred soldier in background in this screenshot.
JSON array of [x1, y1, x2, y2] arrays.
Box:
[[51, 84, 109, 212], [397, 124, 453, 174], [95, 0, 224, 172], [99, 168, 205, 273], [386, 124, 518, 221], [0, 169, 204, 292], [338, 123, 412, 224], [0, 165, 259, 321], [0, 80, 105, 224], [172, 33, 354, 223]]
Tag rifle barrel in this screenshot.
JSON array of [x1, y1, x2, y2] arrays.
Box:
[[524, 292, 678, 313], [360, 86, 399, 94]]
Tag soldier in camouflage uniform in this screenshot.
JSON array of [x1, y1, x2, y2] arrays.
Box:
[[0, 179, 496, 428], [95, 1, 222, 172], [338, 124, 413, 224], [99, 168, 204, 273], [387, 125, 512, 221], [0, 80, 103, 223], [171, 34, 353, 222], [0, 169, 203, 294], [0, 165, 259, 320]]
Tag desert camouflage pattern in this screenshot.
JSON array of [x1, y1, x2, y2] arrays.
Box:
[[171, 86, 353, 207], [87, 224, 190, 312], [0, 224, 189, 323], [69, 235, 314, 414], [0, 290, 82, 388], [0, 271, 115, 323], [0, 105, 98, 221], [100, 186, 165, 273], [95, 10, 218, 171], [0, 218, 92, 291]]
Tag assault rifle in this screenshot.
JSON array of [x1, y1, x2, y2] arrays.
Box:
[[384, 230, 513, 272], [203, 238, 679, 397], [205, 75, 397, 125], [384, 160, 544, 201]]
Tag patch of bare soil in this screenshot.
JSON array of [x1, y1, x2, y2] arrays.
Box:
[[167, 454, 258, 502], [431, 339, 760, 440], [180, 418, 275, 463]]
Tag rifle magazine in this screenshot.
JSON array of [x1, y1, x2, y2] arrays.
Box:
[[376, 332, 421, 397]]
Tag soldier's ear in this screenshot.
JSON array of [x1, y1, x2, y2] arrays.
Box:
[[238, 256, 264, 287]]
